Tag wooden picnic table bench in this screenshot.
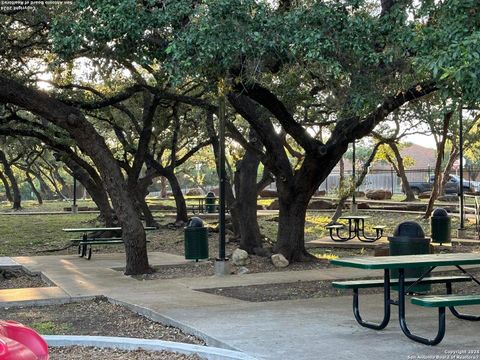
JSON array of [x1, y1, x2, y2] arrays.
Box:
[[331, 253, 480, 345], [63, 226, 156, 260]]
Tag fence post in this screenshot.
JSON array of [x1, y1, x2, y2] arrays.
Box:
[[325, 176, 328, 194]]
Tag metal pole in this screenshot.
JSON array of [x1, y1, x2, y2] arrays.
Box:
[[72, 176, 78, 214], [218, 94, 226, 260], [214, 81, 230, 276], [352, 141, 356, 205], [73, 177, 77, 206], [459, 106, 465, 230]]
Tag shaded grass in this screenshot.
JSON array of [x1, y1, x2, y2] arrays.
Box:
[[0, 213, 99, 256]]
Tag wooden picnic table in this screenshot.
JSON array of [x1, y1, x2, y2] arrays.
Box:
[[63, 226, 156, 260], [331, 253, 480, 345]]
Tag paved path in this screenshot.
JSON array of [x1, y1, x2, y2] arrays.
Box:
[[1, 253, 480, 360]]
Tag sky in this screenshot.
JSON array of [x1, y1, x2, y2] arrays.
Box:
[[405, 134, 437, 149]]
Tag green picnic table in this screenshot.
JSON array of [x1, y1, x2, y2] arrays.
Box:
[[63, 226, 156, 260], [331, 253, 480, 345]]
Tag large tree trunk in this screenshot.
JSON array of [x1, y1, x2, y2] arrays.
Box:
[[165, 171, 188, 225], [0, 150, 21, 210], [275, 191, 312, 261], [0, 171, 13, 203], [25, 173, 43, 205], [389, 142, 416, 201], [0, 75, 150, 275], [233, 129, 263, 254], [159, 176, 168, 198]]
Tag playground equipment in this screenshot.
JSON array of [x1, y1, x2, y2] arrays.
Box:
[[0, 320, 49, 360]]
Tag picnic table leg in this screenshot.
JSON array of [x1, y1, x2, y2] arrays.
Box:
[[446, 274, 480, 321], [352, 269, 391, 330], [79, 233, 87, 258], [398, 268, 446, 345], [357, 219, 382, 243]]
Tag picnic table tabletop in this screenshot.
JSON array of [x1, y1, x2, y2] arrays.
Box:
[[62, 227, 156, 232], [331, 253, 480, 270]]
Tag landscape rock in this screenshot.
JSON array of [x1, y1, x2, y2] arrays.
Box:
[[237, 267, 250, 275], [418, 191, 431, 199], [271, 254, 289, 268], [232, 249, 250, 266], [365, 189, 392, 200], [354, 191, 365, 198], [307, 200, 334, 210], [186, 188, 203, 196]]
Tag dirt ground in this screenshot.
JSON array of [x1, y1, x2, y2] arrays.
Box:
[[0, 268, 50, 289]]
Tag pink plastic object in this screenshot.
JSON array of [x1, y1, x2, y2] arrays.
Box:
[[0, 320, 49, 360]]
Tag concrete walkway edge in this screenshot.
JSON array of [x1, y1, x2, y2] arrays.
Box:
[[43, 335, 258, 360], [108, 297, 243, 352]]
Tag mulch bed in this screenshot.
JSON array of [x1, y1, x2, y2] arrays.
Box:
[[197, 269, 480, 302], [49, 347, 204, 360], [0, 268, 50, 289], [0, 297, 206, 359], [132, 256, 330, 280]]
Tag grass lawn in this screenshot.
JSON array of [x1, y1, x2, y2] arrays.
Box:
[[1, 203, 476, 258], [0, 213, 99, 256]]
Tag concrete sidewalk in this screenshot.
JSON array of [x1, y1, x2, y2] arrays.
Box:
[[1, 253, 479, 360]]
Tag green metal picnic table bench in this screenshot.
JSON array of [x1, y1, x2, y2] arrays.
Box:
[[331, 253, 480, 345], [63, 227, 156, 260]]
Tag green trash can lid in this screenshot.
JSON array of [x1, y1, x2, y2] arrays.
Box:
[[432, 208, 449, 217], [187, 217, 204, 227], [206, 192, 216, 198], [393, 221, 425, 238]]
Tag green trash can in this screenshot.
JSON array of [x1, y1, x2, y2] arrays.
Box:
[[184, 217, 209, 261], [205, 192, 217, 213], [388, 221, 431, 293], [431, 208, 451, 245]]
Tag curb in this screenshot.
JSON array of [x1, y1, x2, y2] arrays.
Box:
[[107, 298, 241, 352], [44, 335, 258, 360]]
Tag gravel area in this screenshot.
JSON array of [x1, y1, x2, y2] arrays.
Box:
[[0, 268, 50, 289]]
